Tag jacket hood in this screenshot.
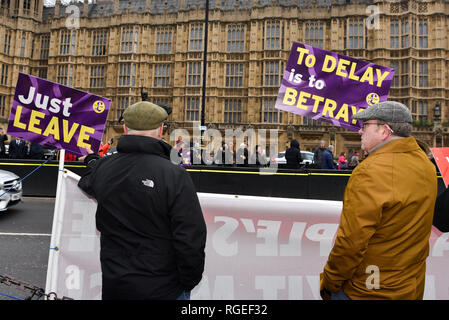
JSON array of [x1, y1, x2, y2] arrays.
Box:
[[290, 139, 300, 148], [116, 135, 173, 160]]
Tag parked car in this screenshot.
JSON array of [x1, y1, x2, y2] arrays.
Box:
[[0, 170, 23, 211], [274, 151, 314, 166]]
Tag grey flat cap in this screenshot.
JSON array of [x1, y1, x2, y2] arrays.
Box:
[[354, 101, 413, 123], [123, 101, 168, 130]]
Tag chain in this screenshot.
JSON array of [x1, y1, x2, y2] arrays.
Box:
[[0, 274, 73, 300]]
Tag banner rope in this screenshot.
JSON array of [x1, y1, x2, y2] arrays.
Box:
[[0, 157, 55, 199]]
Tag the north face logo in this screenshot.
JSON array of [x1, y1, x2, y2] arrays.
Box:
[[142, 179, 154, 188]]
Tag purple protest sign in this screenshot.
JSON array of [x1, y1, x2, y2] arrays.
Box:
[[275, 42, 394, 132], [7, 73, 110, 157]]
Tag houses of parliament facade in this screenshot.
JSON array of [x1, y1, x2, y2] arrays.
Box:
[[0, 0, 448, 155]]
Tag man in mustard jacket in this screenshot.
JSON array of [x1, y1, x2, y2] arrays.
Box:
[[320, 101, 437, 300]]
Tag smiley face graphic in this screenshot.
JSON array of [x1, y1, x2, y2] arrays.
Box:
[[93, 100, 106, 113], [366, 93, 380, 106]]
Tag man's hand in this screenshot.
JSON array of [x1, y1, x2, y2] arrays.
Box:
[[78, 147, 94, 162]]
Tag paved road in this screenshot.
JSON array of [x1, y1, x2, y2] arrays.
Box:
[[0, 197, 55, 300]]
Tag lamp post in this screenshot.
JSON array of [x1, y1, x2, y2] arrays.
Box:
[[433, 102, 442, 147], [200, 0, 209, 131], [433, 102, 441, 124]]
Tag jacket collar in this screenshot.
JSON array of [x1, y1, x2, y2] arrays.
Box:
[[369, 136, 421, 155], [116, 135, 173, 160]]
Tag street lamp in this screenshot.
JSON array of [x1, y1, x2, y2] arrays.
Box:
[[433, 102, 441, 124]]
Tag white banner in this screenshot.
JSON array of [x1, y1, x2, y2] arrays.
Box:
[[46, 170, 449, 300]]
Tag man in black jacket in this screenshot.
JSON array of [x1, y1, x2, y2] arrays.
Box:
[[8, 137, 28, 159], [78, 101, 207, 300], [285, 139, 303, 169], [0, 128, 8, 158], [313, 140, 326, 169]]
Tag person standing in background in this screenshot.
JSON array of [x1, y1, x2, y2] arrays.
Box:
[[285, 139, 303, 169], [8, 137, 28, 159], [0, 128, 8, 158]]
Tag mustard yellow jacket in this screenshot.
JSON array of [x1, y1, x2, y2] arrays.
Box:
[[320, 137, 437, 300]]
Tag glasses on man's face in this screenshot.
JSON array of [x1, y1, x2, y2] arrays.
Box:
[[360, 121, 382, 131], [361, 121, 394, 134]]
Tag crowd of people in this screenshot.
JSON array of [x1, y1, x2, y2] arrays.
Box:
[[169, 137, 363, 170], [0, 128, 46, 160], [171, 139, 269, 167]]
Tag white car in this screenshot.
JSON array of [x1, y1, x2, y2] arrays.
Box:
[[274, 151, 314, 166], [0, 170, 23, 211]]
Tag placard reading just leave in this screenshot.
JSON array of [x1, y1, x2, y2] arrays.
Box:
[[275, 42, 394, 132], [7, 73, 110, 157]]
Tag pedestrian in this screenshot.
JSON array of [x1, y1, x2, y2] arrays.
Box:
[[28, 142, 44, 159], [78, 101, 207, 300], [191, 142, 202, 165], [337, 152, 348, 170], [8, 137, 28, 159], [349, 152, 359, 168], [225, 141, 235, 166], [313, 140, 327, 169], [285, 139, 303, 169], [320, 101, 438, 300], [235, 143, 249, 166], [214, 141, 229, 165], [250, 145, 267, 167], [321, 145, 336, 169], [0, 128, 8, 158], [179, 141, 191, 167], [98, 138, 113, 157]]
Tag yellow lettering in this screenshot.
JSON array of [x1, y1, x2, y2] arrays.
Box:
[[335, 58, 350, 78], [335, 104, 349, 122], [348, 62, 360, 81], [62, 119, 80, 143], [322, 55, 337, 73], [311, 94, 325, 113], [43, 116, 60, 140], [296, 47, 310, 65], [13, 105, 27, 130], [283, 88, 298, 106], [351, 106, 363, 124], [77, 125, 95, 149], [28, 110, 45, 135], [360, 67, 374, 85], [296, 91, 311, 110], [376, 69, 390, 88], [322, 98, 337, 118]]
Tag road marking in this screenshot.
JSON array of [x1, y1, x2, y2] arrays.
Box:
[[0, 232, 51, 237]]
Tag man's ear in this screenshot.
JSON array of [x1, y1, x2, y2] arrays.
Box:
[[158, 124, 164, 139], [123, 124, 128, 135]]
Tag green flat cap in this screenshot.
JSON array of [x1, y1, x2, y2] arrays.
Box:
[[122, 101, 168, 130]]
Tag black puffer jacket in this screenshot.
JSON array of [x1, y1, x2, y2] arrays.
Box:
[[78, 135, 206, 300], [285, 139, 303, 169]]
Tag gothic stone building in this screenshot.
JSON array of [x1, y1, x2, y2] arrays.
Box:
[[0, 0, 448, 156]]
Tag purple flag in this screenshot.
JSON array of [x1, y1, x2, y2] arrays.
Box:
[[7, 73, 110, 157], [275, 42, 394, 132]]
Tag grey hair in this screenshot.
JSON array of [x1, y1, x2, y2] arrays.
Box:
[[386, 122, 413, 137], [126, 126, 161, 137]]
